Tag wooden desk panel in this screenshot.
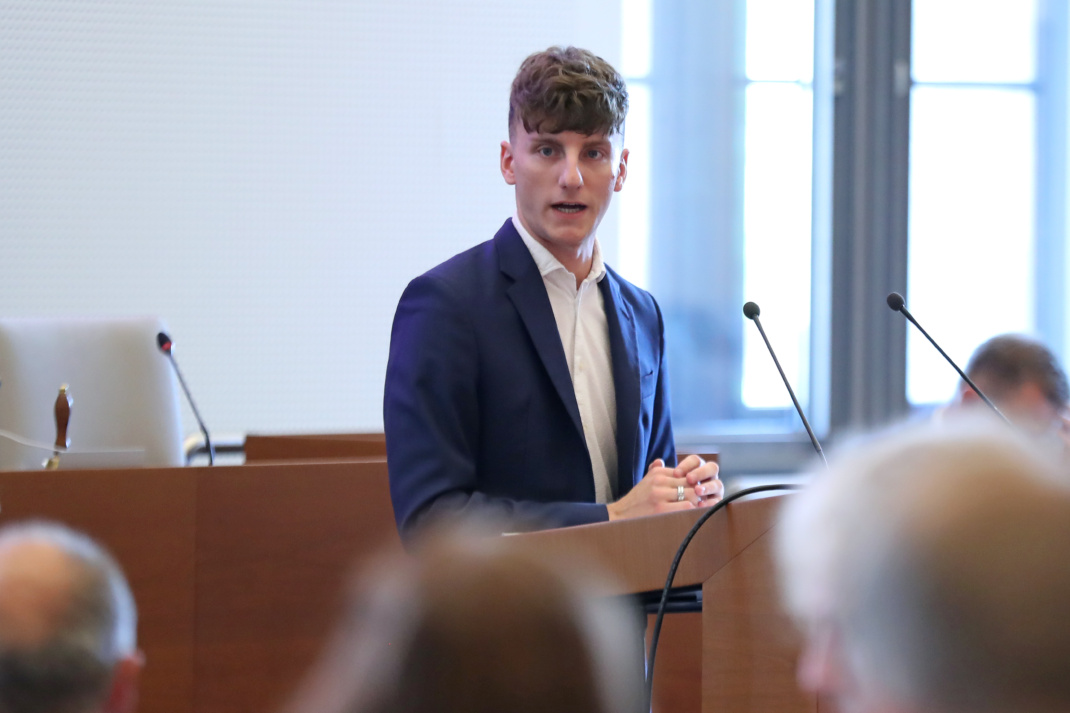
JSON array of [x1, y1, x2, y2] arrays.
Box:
[[0, 468, 197, 713], [243, 433, 386, 462], [194, 459, 402, 713], [0, 459, 401, 713]]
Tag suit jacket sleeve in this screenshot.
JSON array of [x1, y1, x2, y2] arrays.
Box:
[[384, 272, 610, 539]]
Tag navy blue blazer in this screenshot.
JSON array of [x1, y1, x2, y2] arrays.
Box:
[[384, 219, 676, 536]]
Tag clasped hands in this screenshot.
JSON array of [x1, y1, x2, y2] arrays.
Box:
[[606, 454, 723, 521]]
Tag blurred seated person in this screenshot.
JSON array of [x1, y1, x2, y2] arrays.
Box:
[[949, 333, 1069, 437], [777, 420, 1070, 713], [0, 521, 142, 713], [281, 525, 644, 713]]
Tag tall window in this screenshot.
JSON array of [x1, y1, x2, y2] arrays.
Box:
[[906, 0, 1043, 405], [740, 0, 816, 410], [619, 0, 654, 290], [619, 0, 827, 441]]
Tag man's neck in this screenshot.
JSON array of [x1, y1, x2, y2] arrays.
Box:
[[512, 215, 597, 288], [534, 237, 594, 288]]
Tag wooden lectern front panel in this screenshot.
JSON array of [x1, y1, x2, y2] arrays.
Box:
[[702, 520, 814, 713], [647, 611, 702, 713], [504, 496, 809, 713]]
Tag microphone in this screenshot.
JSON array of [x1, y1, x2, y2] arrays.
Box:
[[743, 302, 827, 466], [885, 292, 1009, 423], [157, 331, 215, 465]]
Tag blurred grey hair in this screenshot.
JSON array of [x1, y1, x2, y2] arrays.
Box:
[[0, 521, 137, 713], [776, 419, 1070, 712]]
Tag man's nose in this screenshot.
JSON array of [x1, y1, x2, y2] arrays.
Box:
[[559, 154, 583, 188]]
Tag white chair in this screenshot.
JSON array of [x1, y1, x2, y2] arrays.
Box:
[[0, 317, 185, 470]]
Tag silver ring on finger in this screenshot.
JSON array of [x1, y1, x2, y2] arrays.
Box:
[[676, 484, 686, 502]]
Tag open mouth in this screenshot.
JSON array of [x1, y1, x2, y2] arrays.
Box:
[[553, 202, 587, 214]]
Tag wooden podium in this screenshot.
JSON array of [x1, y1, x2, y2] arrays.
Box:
[[506, 495, 812, 713], [0, 459, 809, 713]]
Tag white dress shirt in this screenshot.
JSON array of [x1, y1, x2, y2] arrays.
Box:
[[513, 216, 619, 504]]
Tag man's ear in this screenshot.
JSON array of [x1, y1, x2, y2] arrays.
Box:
[[500, 141, 517, 185], [103, 652, 144, 713], [614, 148, 629, 192]]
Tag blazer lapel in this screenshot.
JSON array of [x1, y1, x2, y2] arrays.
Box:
[[599, 273, 641, 497], [496, 222, 585, 439]]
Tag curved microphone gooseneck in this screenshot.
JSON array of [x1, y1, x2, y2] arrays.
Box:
[[157, 331, 215, 465], [743, 301, 827, 466], [885, 292, 1008, 424]]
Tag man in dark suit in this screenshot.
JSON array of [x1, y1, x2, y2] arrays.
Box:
[[384, 46, 721, 538]]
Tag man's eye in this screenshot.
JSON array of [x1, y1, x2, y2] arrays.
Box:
[[587, 150, 604, 159], [538, 146, 555, 157]]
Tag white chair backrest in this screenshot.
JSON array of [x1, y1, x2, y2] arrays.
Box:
[[0, 317, 184, 470]]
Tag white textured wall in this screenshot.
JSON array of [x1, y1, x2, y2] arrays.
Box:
[[0, 1, 622, 437]]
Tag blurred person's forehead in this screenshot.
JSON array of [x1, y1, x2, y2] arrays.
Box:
[[0, 539, 77, 646]]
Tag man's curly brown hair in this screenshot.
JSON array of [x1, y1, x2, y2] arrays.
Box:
[[508, 46, 629, 138]]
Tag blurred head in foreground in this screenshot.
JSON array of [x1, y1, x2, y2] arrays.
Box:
[[283, 526, 644, 713], [0, 521, 141, 713], [777, 419, 1070, 713], [951, 333, 1069, 436]]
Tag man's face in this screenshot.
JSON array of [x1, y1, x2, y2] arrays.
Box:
[[500, 125, 628, 262], [955, 377, 1062, 434]]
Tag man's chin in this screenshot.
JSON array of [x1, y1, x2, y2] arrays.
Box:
[[542, 232, 594, 251], [546, 218, 600, 242]]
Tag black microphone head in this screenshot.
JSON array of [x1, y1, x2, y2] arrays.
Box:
[[886, 292, 905, 312], [743, 302, 760, 320], [156, 331, 173, 354]]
